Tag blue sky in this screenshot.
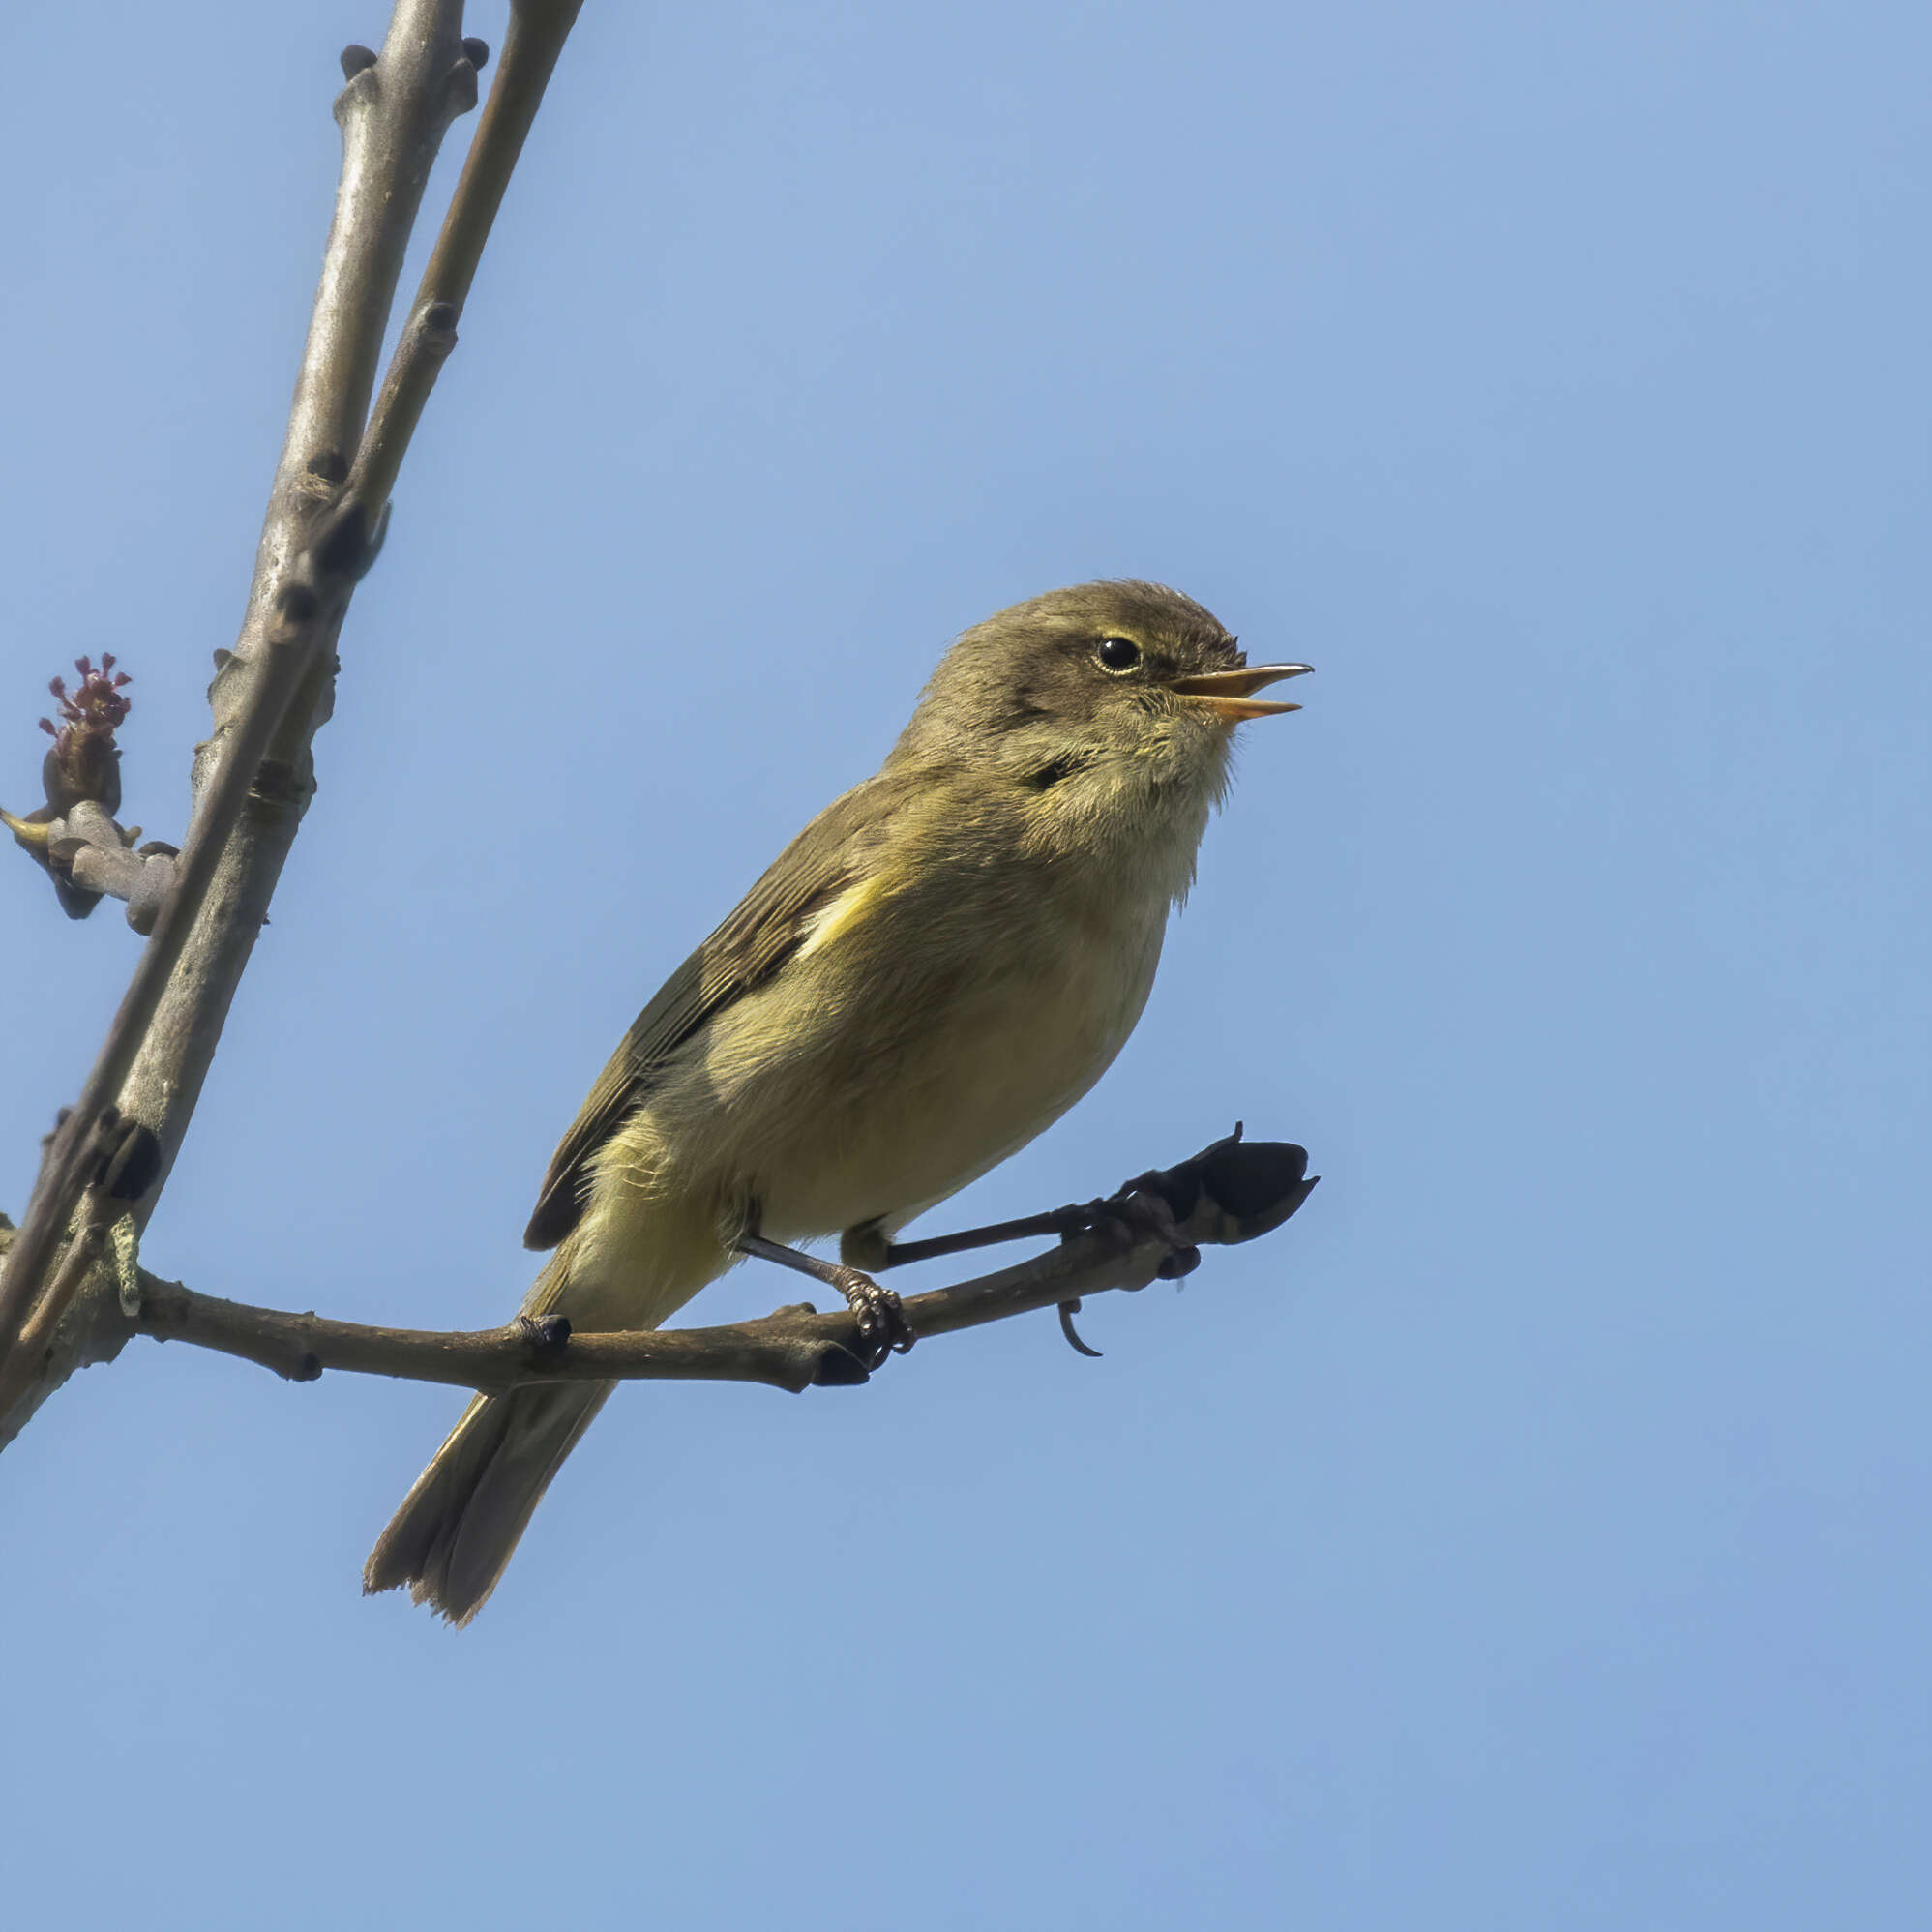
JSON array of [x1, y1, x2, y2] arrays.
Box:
[[4, 2, 1928, 1926]]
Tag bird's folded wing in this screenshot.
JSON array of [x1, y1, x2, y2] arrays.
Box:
[[521, 768, 916, 1250]]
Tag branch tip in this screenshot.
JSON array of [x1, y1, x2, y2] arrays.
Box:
[[1, 807, 53, 851], [34, 654, 133, 815]]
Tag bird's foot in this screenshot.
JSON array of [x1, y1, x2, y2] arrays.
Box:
[[830, 1264, 915, 1367], [1063, 1188, 1201, 1280]]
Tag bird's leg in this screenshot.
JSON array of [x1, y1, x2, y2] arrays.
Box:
[[736, 1211, 914, 1368], [843, 1184, 1200, 1364], [843, 1205, 1094, 1272], [845, 1185, 1197, 1275]]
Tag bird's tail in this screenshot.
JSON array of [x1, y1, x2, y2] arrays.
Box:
[[363, 1378, 613, 1626]]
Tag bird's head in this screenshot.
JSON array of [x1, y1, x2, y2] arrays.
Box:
[[894, 580, 1311, 808]]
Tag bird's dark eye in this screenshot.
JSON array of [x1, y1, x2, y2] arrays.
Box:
[[1094, 637, 1141, 673]]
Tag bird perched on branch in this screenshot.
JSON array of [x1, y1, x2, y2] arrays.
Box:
[[366, 580, 1311, 1623]]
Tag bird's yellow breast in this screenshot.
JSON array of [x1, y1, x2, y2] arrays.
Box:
[[557, 764, 1207, 1331], [699, 868, 1167, 1241], [559, 877, 1166, 1332]]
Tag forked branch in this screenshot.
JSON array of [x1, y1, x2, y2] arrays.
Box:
[[0, 1, 585, 1440]]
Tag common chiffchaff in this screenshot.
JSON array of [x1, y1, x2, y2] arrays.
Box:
[[367, 580, 1310, 1622]]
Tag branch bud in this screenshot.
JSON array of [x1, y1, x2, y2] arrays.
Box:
[[37, 655, 132, 815]]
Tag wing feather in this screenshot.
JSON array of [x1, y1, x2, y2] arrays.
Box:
[[521, 769, 914, 1250]]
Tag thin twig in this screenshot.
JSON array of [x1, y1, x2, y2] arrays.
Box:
[[135, 1190, 1297, 1406], [349, 1, 587, 524], [120, 1132, 1320, 1398]]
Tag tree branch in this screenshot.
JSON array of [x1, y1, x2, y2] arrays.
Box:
[[349, 1, 586, 526], [0, 1, 582, 1438], [120, 1134, 1320, 1396]]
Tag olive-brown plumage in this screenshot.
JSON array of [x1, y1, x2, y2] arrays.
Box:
[[366, 581, 1309, 1622]]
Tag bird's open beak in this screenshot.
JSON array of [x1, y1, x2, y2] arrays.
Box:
[[1166, 663, 1314, 722]]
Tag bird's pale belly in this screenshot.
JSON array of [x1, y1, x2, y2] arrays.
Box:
[[729, 911, 1164, 1244], [563, 883, 1168, 1328], [761, 960, 1155, 1241]]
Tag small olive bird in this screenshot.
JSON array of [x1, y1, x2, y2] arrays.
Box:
[[365, 581, 1310, 1622]]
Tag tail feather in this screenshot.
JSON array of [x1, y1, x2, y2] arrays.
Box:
[[364, 1380, 613, 1626]]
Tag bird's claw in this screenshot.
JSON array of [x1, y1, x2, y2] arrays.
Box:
[[1057, 1298, 1104, 1357], [1060, 1187, 1195, 1270], [832, 1264, 914, 1367]]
